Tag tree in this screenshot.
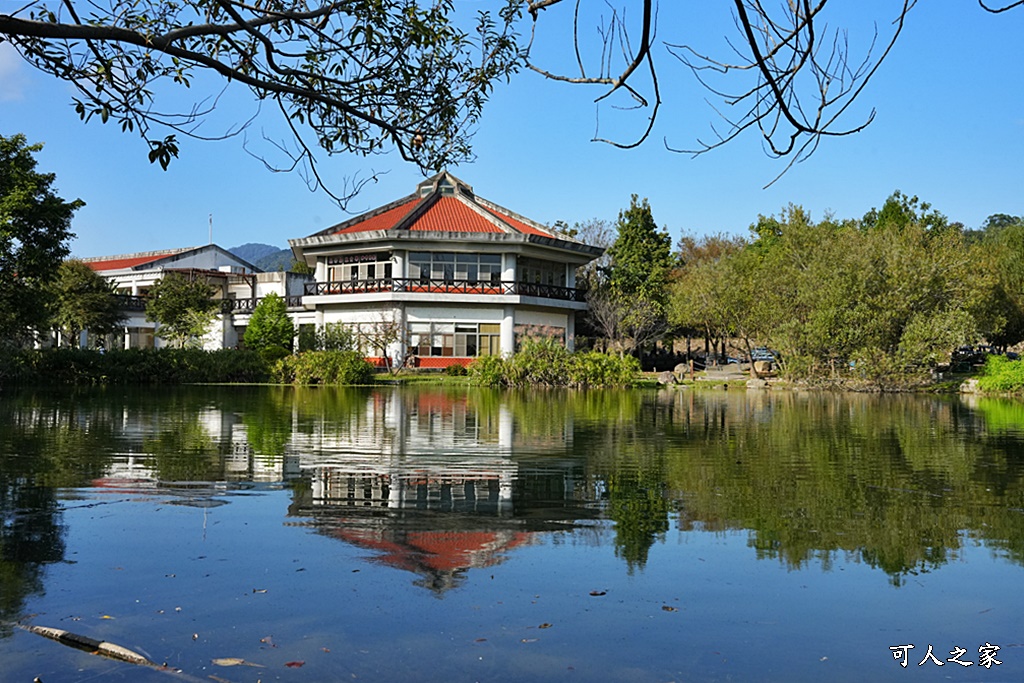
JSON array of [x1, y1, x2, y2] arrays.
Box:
[[49, 259, 126, 347], [608, 196, 673, 306], [973, 221, 1024, 349], [360, 311, 408, 375], [145, 272, 217, 348], [669, 233, 758, 370], [591, 196, 673, 356], [0, 1, 520, 205], [5, 3, 1017, 196], [556, 218, 614, 290], [244, 292, 295, 354], [524, 0, 923, 182], [0, 134, 83, 345]]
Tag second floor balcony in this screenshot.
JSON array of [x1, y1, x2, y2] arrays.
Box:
[[114, 294, 305, 314], [304, 277, 588, 303]]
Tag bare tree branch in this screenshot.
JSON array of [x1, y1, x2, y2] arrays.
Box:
[[979, 0, 1024, 12], [524, 0, 969, 181], [0, 0, 521, 207]]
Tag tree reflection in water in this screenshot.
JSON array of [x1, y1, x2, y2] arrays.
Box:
[[1, 385, 1024, 606]]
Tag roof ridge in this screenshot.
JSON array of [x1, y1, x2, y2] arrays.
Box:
[[320, 193, 420, 236], [455, 192, 516, 234], [476, 198, 558, 238], [391, 192, 437, 231], [79, 246, 199, 262]]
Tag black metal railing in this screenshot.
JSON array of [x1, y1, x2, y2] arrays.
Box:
[[220, 296, 304, 313], [114, 294, 148, 311], [304, 277, 586, 302], [115, 294, 304, 314]]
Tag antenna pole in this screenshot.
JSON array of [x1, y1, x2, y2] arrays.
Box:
[[209, 214, 213, 244]]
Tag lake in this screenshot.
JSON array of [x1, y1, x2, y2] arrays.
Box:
[[1, 385, 1022, 682]]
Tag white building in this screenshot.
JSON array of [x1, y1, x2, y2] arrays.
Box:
[[81, 172, 603, 362], [81, 244, 309, 350], [289, 171, 603, 368]]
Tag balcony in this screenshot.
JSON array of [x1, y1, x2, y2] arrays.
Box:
[[115, 294, 305, 314], [221, 296, 304, 313], [114, 294, 148, 311], [304, 277, 587, 303]]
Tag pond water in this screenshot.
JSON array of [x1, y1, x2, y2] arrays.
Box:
[[1, 385, 1023, 682]]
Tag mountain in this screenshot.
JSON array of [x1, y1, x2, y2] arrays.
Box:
[[228, 243, 292, 272]]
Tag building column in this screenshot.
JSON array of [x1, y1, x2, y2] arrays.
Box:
[[566, 311, 576, 352], [502, 253, 516, 283], [500, 305, 515, 357], [388, 303, 406, 366], [392, 250, 406, 279]]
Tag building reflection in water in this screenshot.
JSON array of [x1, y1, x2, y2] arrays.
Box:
[[75, 387, 597, 592], [287, 389, 594, 593]]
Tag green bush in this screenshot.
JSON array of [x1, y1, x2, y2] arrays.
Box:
[[275, 350, 374, 385], [978, 355, 1024, 393], [244, 292, 295, 352], [0, 348, 272, 385], [445, 363, 468, 376], [468, 339, 640, 388], [467, 355, 507, 386], [259, 345, 292, 364]]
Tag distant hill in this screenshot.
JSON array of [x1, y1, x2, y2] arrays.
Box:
[[229, 243, 292, 272]]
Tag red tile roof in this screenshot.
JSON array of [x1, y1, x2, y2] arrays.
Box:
[[334, 198, 419, 235], [482, 205, 554, 237], [412, 196, 503, 233], [323, 172, 560, 239], [83, 253, 172, 271]]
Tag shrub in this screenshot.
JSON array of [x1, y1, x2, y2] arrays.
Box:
[[468, 355, 507, 387], [244, 292, 295, 352], [468, 340, 640, 388], [259, 345, 292, 364], [276, 350, 374, 385], [445, 363, 468, 376], [978, 355, 1024, 393], [0, 348, 272, 385]]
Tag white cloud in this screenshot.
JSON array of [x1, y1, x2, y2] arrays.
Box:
[[0, 42, 28, 101]]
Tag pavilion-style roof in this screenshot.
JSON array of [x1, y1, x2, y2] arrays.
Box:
[[308, 171, 562, 240]]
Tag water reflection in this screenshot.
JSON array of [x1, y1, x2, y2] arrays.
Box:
[[2, 386, 1024, 602], [285, 388, 597, 593]]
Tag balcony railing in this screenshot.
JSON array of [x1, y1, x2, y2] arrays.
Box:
[[304, 277, 587, 302], [114, 294, 304, 313], [114, 294, 148, 311], [221, 296, 304, 313]]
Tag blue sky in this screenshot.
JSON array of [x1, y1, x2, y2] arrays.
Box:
[[2, 1, 1022, 258]]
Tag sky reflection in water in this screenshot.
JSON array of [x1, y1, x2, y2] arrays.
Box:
[[1, 386, 1023, 682]]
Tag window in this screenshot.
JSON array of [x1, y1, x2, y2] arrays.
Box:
[[514, 324, 565, 350], [517, 257, 566, 287], [408, 252, 503, 285], [327, 253, 392, 285], [408, 322, 502, 357]]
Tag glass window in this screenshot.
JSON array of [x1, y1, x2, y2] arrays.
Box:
[[410, 322, 503, 357], [518, 257, 566, 287], [404, 252, 506, 285]]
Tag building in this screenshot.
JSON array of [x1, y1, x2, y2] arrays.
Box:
[[80, 172, 603, 360], [289, 171, 603, 368], [80, 244, 309, 350]]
